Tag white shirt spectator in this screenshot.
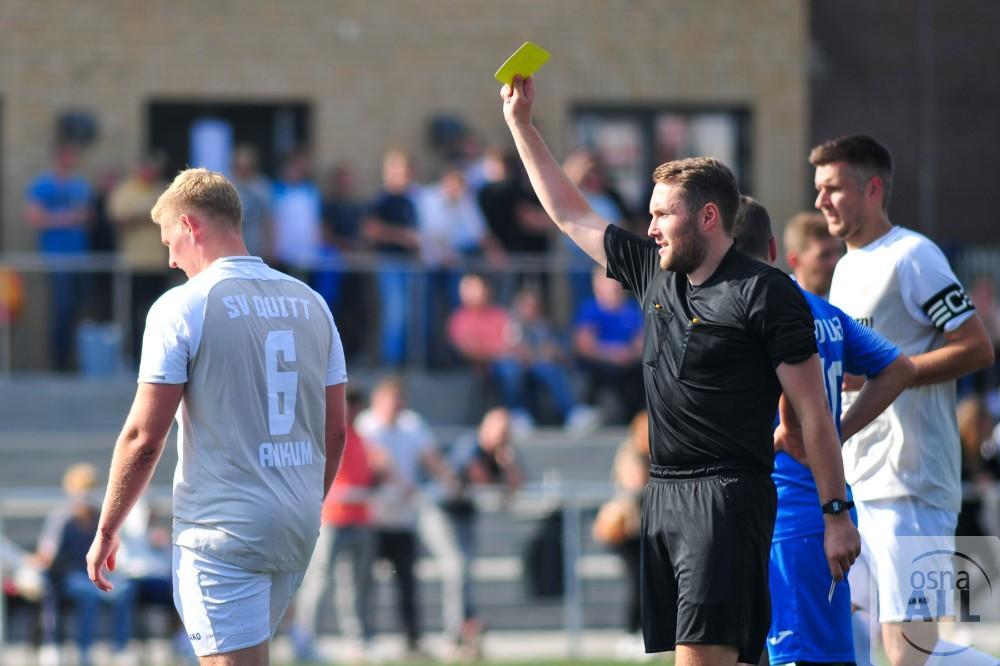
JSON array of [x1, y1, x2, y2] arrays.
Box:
[[355, 408, 436, 529]]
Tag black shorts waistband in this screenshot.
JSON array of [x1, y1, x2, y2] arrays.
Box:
[[649, 462, 769, 479]]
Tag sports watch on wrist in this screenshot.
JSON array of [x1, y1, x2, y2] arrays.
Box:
[[821, 499, 855, 515]]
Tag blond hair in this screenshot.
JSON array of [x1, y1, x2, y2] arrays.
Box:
[[151, 167, 242, 231], [783, 211, 831, 256], [62, 463, 97, 495]]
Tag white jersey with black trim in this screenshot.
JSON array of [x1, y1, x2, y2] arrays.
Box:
[[138, 256, 347, 572], [830, 226, 974, 512]]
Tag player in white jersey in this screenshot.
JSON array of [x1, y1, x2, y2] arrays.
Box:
[[812, 135, 995, 666], [85, 168, 348, 665]]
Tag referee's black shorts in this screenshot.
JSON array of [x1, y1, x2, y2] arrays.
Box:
[[641, 463, 777, 663]]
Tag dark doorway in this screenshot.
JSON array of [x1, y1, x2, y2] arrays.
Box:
[[147, 100, 311, 178]]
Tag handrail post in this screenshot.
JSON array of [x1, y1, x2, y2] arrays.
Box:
[[113, 265, 132, 363], [0, 506, 7, 657], [562, 493, 583, 660], [0, 317, 10, 379]]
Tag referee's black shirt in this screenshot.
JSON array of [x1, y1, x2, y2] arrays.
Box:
[[604, 225, 817, 475]]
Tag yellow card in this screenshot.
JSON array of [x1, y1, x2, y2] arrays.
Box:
[[494, 41, 551, 85]]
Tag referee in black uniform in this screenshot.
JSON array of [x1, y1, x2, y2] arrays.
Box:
[[500, 76, 860, 666]]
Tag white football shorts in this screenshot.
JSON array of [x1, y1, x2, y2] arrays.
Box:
[[172, 544, 305, 657], [848, 496, 958, 623]]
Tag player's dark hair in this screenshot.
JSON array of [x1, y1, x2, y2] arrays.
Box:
[[732, 195, 773, 262], [652, 157, 739, 235], [809, 134, 894, 210]]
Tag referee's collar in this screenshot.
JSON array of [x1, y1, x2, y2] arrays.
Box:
[[688, 243, 739, 290]]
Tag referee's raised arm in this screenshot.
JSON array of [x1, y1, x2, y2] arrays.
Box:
[[501, 75, 610, 268]]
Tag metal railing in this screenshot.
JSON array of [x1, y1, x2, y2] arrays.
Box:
[[3, 481, 1000, 658], [4, 244, 998, 376], [0, 250, 598, 376], [0, 480, 619, 659]]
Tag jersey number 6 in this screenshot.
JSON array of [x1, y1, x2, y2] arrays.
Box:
[[265, 330, 298, 436]]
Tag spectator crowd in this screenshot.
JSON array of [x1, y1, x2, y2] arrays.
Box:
[[20, 137, 652, 428]]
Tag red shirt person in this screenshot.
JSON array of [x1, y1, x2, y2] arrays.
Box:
[[294, 389, 377, 661]]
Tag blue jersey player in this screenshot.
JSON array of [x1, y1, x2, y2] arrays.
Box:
[[733, 201, 914, 666]]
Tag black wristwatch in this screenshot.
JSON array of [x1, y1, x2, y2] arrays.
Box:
[[821, 499, 855, 515]]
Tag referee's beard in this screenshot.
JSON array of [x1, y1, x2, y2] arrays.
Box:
[[659, 223, 708, 274]]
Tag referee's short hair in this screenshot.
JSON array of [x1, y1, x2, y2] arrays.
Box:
[[151, 167, 243, 231], [732, 195, 772, 262], [652, 157, 739, 235], [808, 134, 894, 210]]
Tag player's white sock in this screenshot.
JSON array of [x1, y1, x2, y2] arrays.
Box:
[[852, 609, 876, 666], [923, 640, 1000, 665]]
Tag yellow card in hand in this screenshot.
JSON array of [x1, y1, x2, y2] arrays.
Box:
[[494, 41, 551, 85]]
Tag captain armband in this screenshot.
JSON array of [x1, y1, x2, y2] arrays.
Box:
[[921, 283, 974, 331]]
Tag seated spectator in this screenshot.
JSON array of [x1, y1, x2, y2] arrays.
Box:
[[441, 407, 524, 660], [34, 463, 135, 666], [2, 534, 44, 606], [494, 286, 599, 433], [1, 535, 44, 656], [447, 273, 511, 366], [572, 268, 645, 423]]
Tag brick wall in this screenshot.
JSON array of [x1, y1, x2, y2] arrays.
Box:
[[0, 0, 807, 369], [0, 0, 808, 250]]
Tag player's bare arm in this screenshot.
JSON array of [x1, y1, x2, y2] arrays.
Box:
[[910, 314, 994, 387], [839, 354, 915, 441], [773, 392, 805, 464], [501, 75, 610, 267], [776, 354, 915, 463], [776, 355, 861, 579], [87, 382, 184, 591], [323, 383, 348, 496]]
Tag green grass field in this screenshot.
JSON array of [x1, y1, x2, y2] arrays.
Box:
[[278, 662, 672, 666]]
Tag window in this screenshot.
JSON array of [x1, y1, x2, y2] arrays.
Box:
[[572, 106, 751, 215], [147, 101, 311, 178]]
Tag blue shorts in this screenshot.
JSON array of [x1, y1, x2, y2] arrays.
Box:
[[768, 534, 854, 664]]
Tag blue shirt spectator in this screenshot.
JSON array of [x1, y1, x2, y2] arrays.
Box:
[[26, 170, 91, 254], [24, 145, 92, 371], [572, 270, 645, 423]]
